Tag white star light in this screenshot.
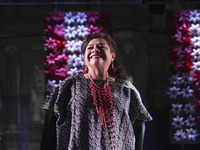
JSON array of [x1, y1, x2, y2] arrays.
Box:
[[67, 54, 77, 65], [189, 23, 200, 36], [73, 55, 85, 68], [67, 67, 78, 76], [76, 12, 87, 24], [181, 73, 193, 85], [64, 26, 77, 39], [192, 61, 200, 71], [46, 80, 57, 93], [167, 86, 181, 99], [185, 115, 196, 127], [191, 36, 200, 47], [64, 12, 75, 25], [181, 86, 193, 99], [77, 25, 88, 38], [185, 128, 198, 141], [172, 115, 184, 128], [184, 103, 195, 114], [189, 10, 200, 23], [171, 103, 182, 114], [74, 40, 83, 53], [174, 129, 186, 141], [169, 74, 182, 85], [191, 48, 200, 61], [65, 40, 76, 53]]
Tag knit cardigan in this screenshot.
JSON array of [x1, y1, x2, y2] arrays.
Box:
[[41, 74, 152, 150]]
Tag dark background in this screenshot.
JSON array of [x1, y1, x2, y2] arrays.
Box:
[[0, 0, 200, 150]]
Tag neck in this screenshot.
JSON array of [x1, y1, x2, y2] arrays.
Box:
[[88, 67, 108, 80]]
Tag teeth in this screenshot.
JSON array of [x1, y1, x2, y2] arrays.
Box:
[[91, 55, 101, 58]]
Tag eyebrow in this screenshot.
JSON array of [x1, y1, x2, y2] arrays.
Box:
[[87, 43, 106, 47]]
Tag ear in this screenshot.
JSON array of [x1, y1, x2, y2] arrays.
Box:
[[112, 52, 116, 61]]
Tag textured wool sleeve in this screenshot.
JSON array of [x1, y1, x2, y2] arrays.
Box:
[[129, 84, 153, 122], [41, 86, 59, 114], [41, 76, 74, 117]]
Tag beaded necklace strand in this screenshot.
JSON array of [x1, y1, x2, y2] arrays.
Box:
[[89, 76, 116, 149]]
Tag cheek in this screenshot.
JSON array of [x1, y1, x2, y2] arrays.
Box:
[[84, 55, 88, 62], [84, 52, 90, 62], [84, 51, 88, 59], [105, 52, 112, 59]]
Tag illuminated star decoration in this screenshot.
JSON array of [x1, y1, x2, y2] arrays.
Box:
[[174, 129, 186, 141], [184, 103, 195, 114], [181, 86, 193, 99], [189, 10, 200, 23], [167, 86, 181, 99], [185, 128, 198, 141], [172, 115, 184, 128], [46, 80, 57, 93], [171, 103, 182, 115], [64, 12, 75, 25], [185, 115, 196, 127]]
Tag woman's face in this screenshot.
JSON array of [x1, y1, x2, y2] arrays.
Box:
[[84, 38, 115, 70]]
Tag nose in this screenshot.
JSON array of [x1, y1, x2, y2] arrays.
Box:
[[92, 45, 100, 53]]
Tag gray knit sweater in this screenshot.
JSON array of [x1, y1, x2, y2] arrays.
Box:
[[41, 74, 152, 150]]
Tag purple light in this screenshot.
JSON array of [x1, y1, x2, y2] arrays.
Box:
[[0, 2, 139, 6]]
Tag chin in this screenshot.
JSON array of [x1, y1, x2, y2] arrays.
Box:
[[89, 60, 104, 66]]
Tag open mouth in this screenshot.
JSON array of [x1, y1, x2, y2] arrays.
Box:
[[90, 54, 103, 59]]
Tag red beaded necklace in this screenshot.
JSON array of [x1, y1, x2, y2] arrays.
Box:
[[89, 76, 116, 149]]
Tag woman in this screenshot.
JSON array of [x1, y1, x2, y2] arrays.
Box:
[[40, 33, 152, 150]]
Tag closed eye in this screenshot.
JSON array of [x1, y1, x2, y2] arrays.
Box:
[[87, 46, 93, 50], [98, 45, 105, 49]]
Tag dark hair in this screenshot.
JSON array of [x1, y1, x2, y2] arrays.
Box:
[[81, 32, 129, 80]]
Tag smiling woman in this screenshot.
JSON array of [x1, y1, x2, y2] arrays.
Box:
[[40, 32, 152, 150], [81, 33, 128, 80], [83, 38, 116, 81]]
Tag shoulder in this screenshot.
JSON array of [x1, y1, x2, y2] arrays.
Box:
[[57, 74, 81, 90], [118, 78, 139, 91], [118, 78, 141, 98], [57, 75, 74, 89], [58, 74, 85, 88], [60, 75, 75, 85]]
